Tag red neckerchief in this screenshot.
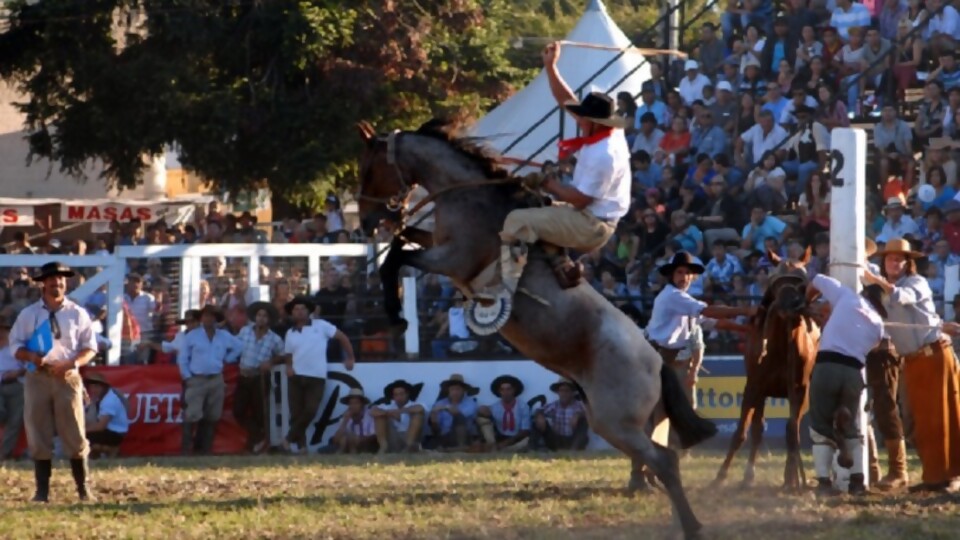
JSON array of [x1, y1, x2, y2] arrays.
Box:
[[502, 400, 516, 432], [558, 127, 614, 159]]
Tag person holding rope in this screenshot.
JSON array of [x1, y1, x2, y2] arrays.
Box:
[[862, 237, 960, 493], [804, 271, 885, 496], [474, 41, 631, 306]]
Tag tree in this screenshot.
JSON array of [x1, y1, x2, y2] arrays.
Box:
[[0, 0, 530, 205]]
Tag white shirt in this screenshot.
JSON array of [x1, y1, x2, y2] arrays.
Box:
[[646, 284, 710, 350], [124, 292, 157, 334], [876, 215, 920, 243], [928, 5, 960, 40], [447, 307, 469, 339], [779, 96, 820, 125], [814, 275, 884, 363], [377, 400, 423, 432], [570, 130, 631, 221], [679, 73, 712, 106], [741, 124, 788, 162], [405, 185, 435, 232], [284, 319, 337, 378]]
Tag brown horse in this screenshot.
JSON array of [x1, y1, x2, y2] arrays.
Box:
[[713, 250, 821, 490]]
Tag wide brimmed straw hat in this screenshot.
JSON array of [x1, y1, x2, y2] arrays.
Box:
[[564, 92, 628, 129], [874, 238, 923, 259], [549, 377, 578, 393], [339, 387, 370, 405]]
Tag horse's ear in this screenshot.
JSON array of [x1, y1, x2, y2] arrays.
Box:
[[766, 249, 781, 266], [800, 245, 812, 265], [356, 121, 376, 145]]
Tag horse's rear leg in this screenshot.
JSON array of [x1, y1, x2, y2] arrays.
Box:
[[743, 401, 767, 487]]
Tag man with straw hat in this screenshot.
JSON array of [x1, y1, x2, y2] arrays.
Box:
[[876, 196, 919, 243], [471, 42, 631, 321], [0, 316, 25, 460], [863, 238, 960, 492], [530, 377, 588, 452], [10, 262, 98, 502], [82, 372, 129, 458], [234, 301, 285, 453], [429, 374, 479, 450], [331, 388, 376, 454]]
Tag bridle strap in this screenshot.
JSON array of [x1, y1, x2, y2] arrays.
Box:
[[386, 129, 401, 167]]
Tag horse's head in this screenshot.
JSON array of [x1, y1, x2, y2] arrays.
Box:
[[356, 121, 409, 235], [766, 246, 811, 291]]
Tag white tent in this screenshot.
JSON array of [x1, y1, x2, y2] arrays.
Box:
[[470, 0, 651, 169]]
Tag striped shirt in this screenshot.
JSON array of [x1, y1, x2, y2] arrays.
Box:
[[940, 67, 960, 92], [236, 324, 284, 371], [540, 399, 586, 437], [705, 255, 744, 291], [829, 4, 872, 42]]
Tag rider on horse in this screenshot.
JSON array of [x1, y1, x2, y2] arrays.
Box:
[[805, 273, 885, 496], [475, 42, 631, 304]]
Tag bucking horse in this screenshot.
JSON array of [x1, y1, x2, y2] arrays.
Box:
[[356, 119, 716, 540]]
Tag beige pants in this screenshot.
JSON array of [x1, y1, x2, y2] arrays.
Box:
[[24, 370, 89, 460], [183, 374, 225, 423], [501, 205, 616, 252]]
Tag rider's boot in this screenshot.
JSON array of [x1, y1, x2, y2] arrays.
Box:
[[473, 242, 527, 306]]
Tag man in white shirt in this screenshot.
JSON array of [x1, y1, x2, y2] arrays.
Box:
[[475, 42, 631, 322], [371, 379, 425, 454], [736, 110, 789, 169], [679, 60, 711, 106], [123, 273, 156, 365], [281, 296, 355, 454], [876, 197, 920, 243], [926, 0, 960, 58], [804, 273, 884, 496]]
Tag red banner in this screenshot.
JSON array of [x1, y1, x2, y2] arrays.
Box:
[[3, 365, 247, 458]]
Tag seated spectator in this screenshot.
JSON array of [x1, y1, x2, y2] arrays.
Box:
[[691, 109, 728, 160], [685, 154, 716, 194], [761, 81, 790, 125], [744, 150, 782, 193], [742, 23, 767, 71], [711, 82, 739, 137], [929, 239, 960, 277], [915, 80, 947, 149], [836, 26, 866, 114], [669, 210, 704, 255], [702, 175, 748, 230], [371, 379, 425, 454], [926, 0, 960, 59], [659, 116, 692, 167], [696, 22, 725, 78], [874, 104, 916, 187], [798, 171, 832, 245], [530, 378, 589, 452], [919, 207, 945, 252], [430, 299, 478, 359], [705, 240, 745, 293], [636, 206, 670, 257], [645, 61, 671, 102], [739, 56, 767, 97], [737, 92, 757, 137], [636, 83, 669, 130], [83, 373, 130, 459], [718, 56, 743, 90], [922, 166, 957, 211], [829, 0, 871, 43], [785, 105, 830, 195], [807, 232, 831, 277], [780, 85, 820, 128], [932, 50, 960, 94], [737, 109, 788, 170], [922, 138, 959, 187], [816, 84, 850, 130], [331, 388, 377, 454], [741, 206, 788, 252], [877, 196, 920, 242], [859, 27, 892, 109], [428, 374, 479, 451], [631, 151, 662, 193], [800, 56, 835, 98], [631, 112, 665, 156], [477, 375, 531, 452], [713, 153, 745, 189], [795, 25, 823, 72], [878, 0, 905, 41], [760, 17, 795, 80], [891, 19, 921, 103], [616, 92, 638, 138]]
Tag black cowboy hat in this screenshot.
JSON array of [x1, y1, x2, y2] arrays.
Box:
[[384, 379, 415, 400], [246, 301, 279, 326], [199, 304, 225, 323], [564, 92, 628, 129], [82, 372, 112, 388], [33, 261, 75, 282], [175, 309, 201, 325], [440, 373, 480, 396], [658, 251, 706, 277], [339, 387, 371, 405], [284, 295, 315, 315], [549, 377, 578, 394], [490, 374, 525, 398]]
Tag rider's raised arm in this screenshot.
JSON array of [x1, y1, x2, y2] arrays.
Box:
[[543, 42, 592, 133]]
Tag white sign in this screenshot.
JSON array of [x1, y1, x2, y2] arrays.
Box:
[[0, 206, 34, 226]]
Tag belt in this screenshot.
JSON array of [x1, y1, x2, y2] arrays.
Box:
[[652, 342, 685, 364], [905, 339, 951, 361], [190, 373, 221, 379], [816, 351, 864, 370]]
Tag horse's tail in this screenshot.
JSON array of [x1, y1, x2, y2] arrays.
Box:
[[660, 365, 718, 449]]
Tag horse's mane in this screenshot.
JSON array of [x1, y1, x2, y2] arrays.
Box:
[[414, 119, 511, 180]]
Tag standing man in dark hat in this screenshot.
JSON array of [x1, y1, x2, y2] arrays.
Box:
[[178, 305, 242, 455], [281, 295, 355, 454], [428, 374, 479, 450], [477, 375, 531, 452], [0, 316, 26, 460], [10, 262, 98, 502], [472, 42, 632, 322], [234, 301, 285, 453]]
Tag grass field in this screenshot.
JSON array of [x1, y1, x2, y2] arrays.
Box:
[[2, 450, 959, 539]]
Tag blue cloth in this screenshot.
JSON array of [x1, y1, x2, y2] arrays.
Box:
[[923, 187, 957, 211], [761, 97, 790, 124], [635, 101, 670, 128], [674, 225, 704, 254], [633, 163, 662, 190], [98, 390, 130, 434], [741, 216, 787, 252], [433, 396, 478, 435], [178, 327, 242, 380], [691, 126, 728, 160], [705, 255, 744, 291], [771, 41, 785, 73]]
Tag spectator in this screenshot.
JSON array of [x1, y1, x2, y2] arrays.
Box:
[[428, 374, 479, 451], [705, 240, 745, 292], [736, 109, 788, 170], [703, 175, 748, 230], [837, 26, 866, 114], [760, 17, 796, 79], [631, 112, 665, 155], [718, 56, 743, 90], [739, 56, 767, 96], [697, 23, 725, 78], [636, 82, 669, 130], [742, 206, 788, 252], [816, 84, 850, 130], [904, 0, 927, 29], [430, 299, 478, 359], [944, 87, 960, 135], [874, 104, 916, 187], [711, 82, 739, 136], [738, 92, 758, 135], [877, 196, 920, 242], [926, 0, 960, 58], [798, 171, 832, 244], [944, 200, 960, 253], [776, 61, 797, 95], [922, 138, 959, 187], [331, 389, 377, 454], [742, 23, 768, 72], [714, 153, 746, 189], [860, 27, 892, 106], [669, 209, 705, 255], [783, 104, 830, 198], [829, 0, 871, 43], [933, 51, 960, 94], [929, 239, 960, 276], [800, 56, 835, 98], [795, 25, 824, 73], [645, 61, 671, 101], [780, 85, 820, 128], [878, 0, 906, 41], [761, 81, 790, 124], [679, 60, 711, 107], [530, 378, 589, 452], [636, 206, 670, 257], [821, 27, 843, 74], [83, 373, 130, 459], [658, 116, 692, 167], [371, 379, 425, 454], [924, 166, 957, 211], [915, 80, 947, 148], [616, 91, 639, 138], [477, 375, 531, 452], [124, 273, 156, 365], [786, 0, 819, 47], [919, 207, 945, 252], [631, 151, 662, 193], [691, 110, 728, 162]]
